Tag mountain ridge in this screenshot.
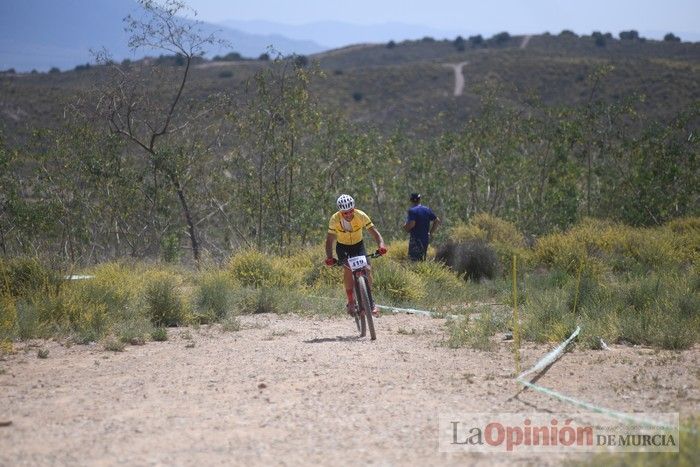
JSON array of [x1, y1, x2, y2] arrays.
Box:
[[0, 0, 326, 72]]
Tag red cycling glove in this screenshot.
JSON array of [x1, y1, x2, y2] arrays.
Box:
[[325, 257, 337, 266], [378, 246, 388, 256]]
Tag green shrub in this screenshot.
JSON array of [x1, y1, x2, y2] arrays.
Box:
[[228, 249, 297, 288], [449, 214, 528, 271], [221, 316, 241, 332], [70, 262, 139, 318], [446, 311, 500, 350], [0, 297, 16, 353], [435, 240, 499, 282], [533, 218, 692, 275], [521, 288, 577, 343], [71, 302, 110, 344], [0, 257, 58, 298], [115, 315, 153, 344], [194, 270, 235, 322], [143, 271, 187, 327], [372, 259, 425, 303], [15, 299, 42, 340], [234, 287, 299, 315], [410, 260, 464, 294], [151, 327, 168, 341], [103, 336, 126, 352]]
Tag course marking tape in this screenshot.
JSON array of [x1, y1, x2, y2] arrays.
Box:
[[516, 326, 681, 431]]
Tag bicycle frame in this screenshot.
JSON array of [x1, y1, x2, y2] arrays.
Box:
[[337, 251, 381, 340]]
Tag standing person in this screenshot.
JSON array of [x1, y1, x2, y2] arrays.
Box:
[[403, 192, 441, 261], [324, 194, 387, 316]]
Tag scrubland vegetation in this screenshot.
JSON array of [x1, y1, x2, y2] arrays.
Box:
[[1, 215, 697, 354]]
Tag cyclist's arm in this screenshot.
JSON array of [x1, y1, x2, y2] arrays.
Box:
[[367, 226, 385, 250], [325, 232, 336, 258], [403, 220, 416, 232]]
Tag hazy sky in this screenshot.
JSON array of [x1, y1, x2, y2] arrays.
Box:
[[184, 0, 700, 36]]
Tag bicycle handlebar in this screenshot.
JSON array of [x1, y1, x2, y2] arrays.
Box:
[[333, 250, 384, 267]]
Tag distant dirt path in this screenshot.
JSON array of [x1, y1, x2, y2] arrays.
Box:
[[520, 35, 532, 49], [443, 61, 469, 96], [1, 313, 698, 465]]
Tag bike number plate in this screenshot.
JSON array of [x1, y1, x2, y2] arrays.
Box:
[[347, 255, 368, 271]]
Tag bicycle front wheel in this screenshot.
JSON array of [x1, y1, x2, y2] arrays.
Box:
[[356, 276, 376, 340]]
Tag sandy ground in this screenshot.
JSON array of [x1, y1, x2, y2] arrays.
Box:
[[1, 312, 698, 466]]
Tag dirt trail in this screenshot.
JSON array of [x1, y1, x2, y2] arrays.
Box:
[[1, 313, 698, 465], [520, 35, 532, 49], [443, 62, 469, 96]]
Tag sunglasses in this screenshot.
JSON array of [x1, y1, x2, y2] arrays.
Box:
[[341, 208, 355, 215]]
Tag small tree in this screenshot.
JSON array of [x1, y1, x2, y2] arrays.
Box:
[[469, 35, 484, 47], [453, 36, 466, 51], [592, 31, 606, 47], [664, 32, 681, 42], [619, 30, 640, 40], [91, 0, 229, 264], [559, 30, 578, 38], [492, 32, 511, 43]]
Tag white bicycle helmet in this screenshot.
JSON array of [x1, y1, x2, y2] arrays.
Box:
[[336, 194, 355, 212]]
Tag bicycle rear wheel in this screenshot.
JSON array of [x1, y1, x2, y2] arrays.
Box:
[[356, 276, 376, 340]]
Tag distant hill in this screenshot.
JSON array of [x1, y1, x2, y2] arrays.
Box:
[[0, 0, 326, 72], [1, 31, 699, 139]]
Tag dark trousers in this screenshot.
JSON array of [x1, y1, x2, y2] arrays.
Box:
[[408, 238, 428, 261]]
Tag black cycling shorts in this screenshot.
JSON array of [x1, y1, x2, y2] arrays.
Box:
[[336, 240, 367, 262]]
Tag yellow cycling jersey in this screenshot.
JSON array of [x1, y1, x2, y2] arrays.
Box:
[[328, 209, 374, 245]]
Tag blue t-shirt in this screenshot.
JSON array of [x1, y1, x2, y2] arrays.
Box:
[[407, 204, 437, 246]]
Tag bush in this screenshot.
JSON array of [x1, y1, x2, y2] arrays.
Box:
[[194, 269, 235, 322], [151, 327, 168, 341], [143, 271, 187, 327], [447, 311, 504, 350], [372, 259, 425, 303], [115, 314, 152, 344], [103, 336, 125, 352], [234, 287, 301, 315], [664, 32, 681, 42], [492, 32, 511, 43], [71, 262, 139, 318], [0, 297, 16, 352], [619, 30, 640, 40], [533, 218, 691, 275], [469, 35, 484, 46], [521, 288, 577, 343], [228, 249, 297, 288], [0, 257, 58, 298], [592, 31, 607, 47], [449, 214, 528, 269], [435, 240, 499, 282]]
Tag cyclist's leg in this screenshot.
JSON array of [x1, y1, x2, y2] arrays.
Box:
[[336, 241, 365, 313]]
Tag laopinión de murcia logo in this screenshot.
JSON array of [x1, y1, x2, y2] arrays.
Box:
[[439, 412, 679, 453]]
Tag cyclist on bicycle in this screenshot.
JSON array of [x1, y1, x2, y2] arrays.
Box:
[[324, 194, 387, 316]]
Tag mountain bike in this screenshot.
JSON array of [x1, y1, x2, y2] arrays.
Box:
[[337, 251, 382, 340]]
